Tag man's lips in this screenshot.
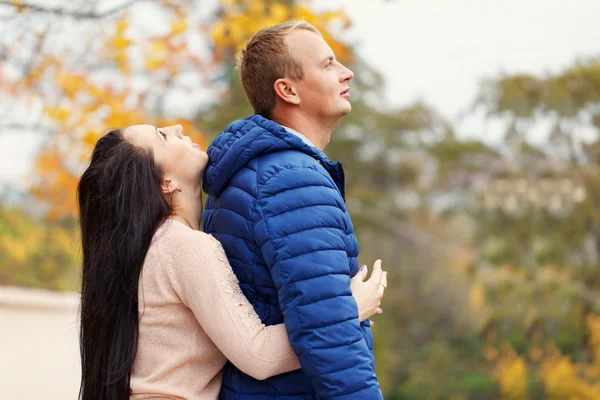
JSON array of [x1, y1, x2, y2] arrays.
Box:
[[341, 88, 350, 97]]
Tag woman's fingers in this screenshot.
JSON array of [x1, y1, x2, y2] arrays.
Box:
[[356, 264, 368, 281], [369, 259, 383, 284], [380, 271, 387, 289]]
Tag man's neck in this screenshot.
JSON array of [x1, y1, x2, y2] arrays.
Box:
[[272, 112, 338, 151]]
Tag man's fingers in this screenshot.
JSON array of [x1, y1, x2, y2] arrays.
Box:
[[370, 321, 375, 327], [369, 259, 383, 283]]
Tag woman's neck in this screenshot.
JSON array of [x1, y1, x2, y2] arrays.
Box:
[[170, 184, 203, 230]]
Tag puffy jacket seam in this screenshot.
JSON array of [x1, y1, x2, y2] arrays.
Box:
[[278, 248, 346, 262], [330, 384, 373, 399], [260, 164, 333, 192], [297, 313, 356, 330], [312, 336, 363, 351], [272, 224, 346, 240], [262, 182, 337, 198], [320, 363, 364, 378], [288, 271, 348, 285], [213, 206, 253, 223], [224, 185, 254, 202], [267, 204, 344, 219], [296, 293, 353, 308]]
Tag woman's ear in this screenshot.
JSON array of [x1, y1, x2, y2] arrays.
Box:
[[161, 179, 180, 194], [274, 78, 300, 105]]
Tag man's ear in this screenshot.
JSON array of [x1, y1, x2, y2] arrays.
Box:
[[161, 179, 180, 194], [274, 78, 300, 105]]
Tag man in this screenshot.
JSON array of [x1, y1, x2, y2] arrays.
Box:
[[202, 21, 384, 399]]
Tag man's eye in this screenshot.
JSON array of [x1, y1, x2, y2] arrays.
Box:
[[160, 130, 167, 139]]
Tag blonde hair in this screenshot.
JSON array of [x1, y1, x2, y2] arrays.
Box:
[[236, 20, 320, 118]]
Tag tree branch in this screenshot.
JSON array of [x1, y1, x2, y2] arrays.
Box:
[[0, 0, 146, 19]]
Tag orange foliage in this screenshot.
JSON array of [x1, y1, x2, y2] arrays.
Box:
[[29, 147, 80, 221], [20, 11, 208, 219], [211, 0, 352, 64]]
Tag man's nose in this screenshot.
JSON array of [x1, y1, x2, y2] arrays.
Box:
[[340, 64, 354, 83]]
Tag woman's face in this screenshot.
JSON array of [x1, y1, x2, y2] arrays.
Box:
[[124, 124, 208, 190]]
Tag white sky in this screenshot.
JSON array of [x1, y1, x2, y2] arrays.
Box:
[[335, 0, 600, 119], [1, 0, 600, 188]]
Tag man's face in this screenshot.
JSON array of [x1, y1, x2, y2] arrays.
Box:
[[286, 30, 354, 123]]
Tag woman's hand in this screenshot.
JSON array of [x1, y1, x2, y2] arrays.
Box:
[[350, 259, 387, 326]]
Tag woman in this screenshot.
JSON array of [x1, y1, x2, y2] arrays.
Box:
[[77, 124, 387, 400]]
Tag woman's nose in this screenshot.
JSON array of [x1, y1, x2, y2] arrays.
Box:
[[173, 124, 183, 138]]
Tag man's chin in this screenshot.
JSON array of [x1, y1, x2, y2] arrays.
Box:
[[340, 102, 352, 115], [339, 100, 352, 117]]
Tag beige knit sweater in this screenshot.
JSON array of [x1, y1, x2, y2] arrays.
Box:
[[129, 219, 300, 399]]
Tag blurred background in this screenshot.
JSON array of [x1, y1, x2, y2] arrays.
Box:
[[2, 0, 600, 398]]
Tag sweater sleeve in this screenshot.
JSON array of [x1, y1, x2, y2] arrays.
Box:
[[254, 165, 382, 399], [165, 229, 300, 380]]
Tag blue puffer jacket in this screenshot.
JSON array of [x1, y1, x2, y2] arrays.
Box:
[[202, 114, 382, 399]]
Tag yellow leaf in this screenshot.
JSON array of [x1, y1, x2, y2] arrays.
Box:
[[152, 39, 168, 54], [146, 58, 163, 70], [171, 19, 188, 35], [82, 131, 99, 148], [116, 52, 130, 74], [268, 3, 289, 22], [87, 85, 103, 98], [116, 18, 128, 34], [493, 345, 528, 400], [44, 106, 70, 122], [212, 21, 230, 47], [2, 237, 28, 264], [113, 37, 132, 50]]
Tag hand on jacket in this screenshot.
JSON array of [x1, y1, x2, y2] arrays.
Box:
[[350, 259, 387, 325]]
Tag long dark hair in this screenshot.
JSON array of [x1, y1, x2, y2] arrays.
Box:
[[77, 129, 171, 400]]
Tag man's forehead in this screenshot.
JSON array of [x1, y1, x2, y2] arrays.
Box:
[[286, 29, 330, 54]]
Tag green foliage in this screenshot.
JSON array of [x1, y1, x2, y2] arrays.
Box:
[[0, 204, 80, 291]]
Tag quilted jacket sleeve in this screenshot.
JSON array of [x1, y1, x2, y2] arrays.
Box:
[[254, 165, 382, 399]]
